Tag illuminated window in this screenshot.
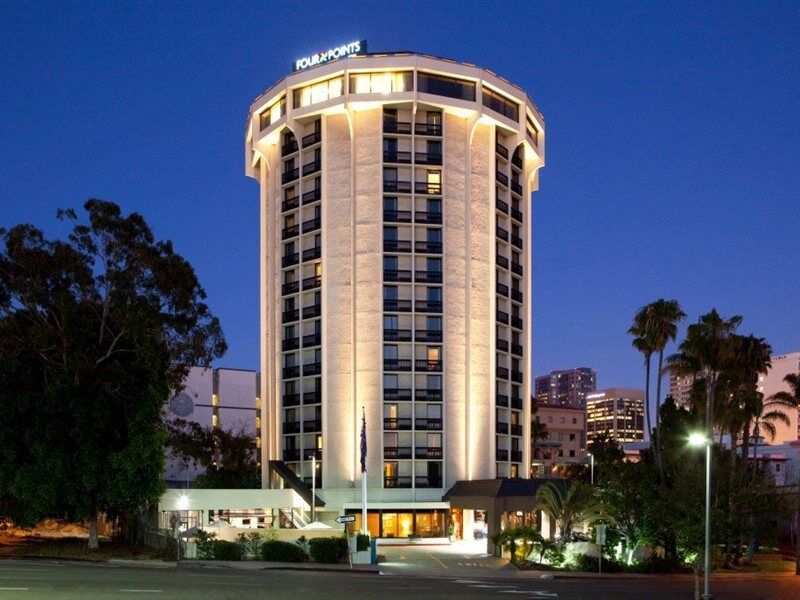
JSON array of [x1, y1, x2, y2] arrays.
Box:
[[293, 76, 344, 109], [482, 87, 519, 121], [259, 97, 286, 130], [349, 71, 413, 94]]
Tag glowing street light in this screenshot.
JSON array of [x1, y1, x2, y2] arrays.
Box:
[[689, 432, 713, 600], [587, 452, 594, 485]]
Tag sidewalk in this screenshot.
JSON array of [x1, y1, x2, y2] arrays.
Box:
[[179, 559, 379, 574]]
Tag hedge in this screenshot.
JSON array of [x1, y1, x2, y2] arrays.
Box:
[[260, 540, 307, 563], [211, 540, 244, 561], [308, 537, 348, 564]]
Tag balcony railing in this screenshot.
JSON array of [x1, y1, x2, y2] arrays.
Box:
[[384, 210, 412, 223], [416, 359, 442, 372], [415, 476, 443, 488], [511, 316, 523, 329], [511, 262, 523, 276], [415, 300, 442, 313], [383, 120, 412, 135], [282, 281, 300, 295], [302, 160, 321, 177], [304, 391, 321, 405], [511, 424, 523, 436], [302, 131, 321, 147], [415, 210, 442, 224], [496, 255, 509, 269], [303, 419, 322, 432], [511, 451, 523, 463], [496, 394, 509, 407], [383, 359, 412, 372], [283, 421, 301, 434], [496, 309, 509, 324], [282, 253, 299, 268], [383, 150, 412, 164], [302, 333, 321, 347], [415, 418, 442, 430], [495, 143, 509, 159], [384, 388, 412, 401], [303, 304, 321, 319], [383, 180, 412, 193], [511, 235, 523, 250], [496, 422, 509, 434], [282, 309, 299, 323], [511, 396, 523, 410], [302, 275, 321, 291], [282, 139, 298, 156], [283, 449, 301, 462], [283, 393, 300, 407], [384, 269, 412, 282], [415, 152, 442, 165], [302, 217, 321, 234], [384, 476, 412, 488], [303, 362, 322, 376], [496, 282, 509, 297], [511, 181, 523, 196], [384, 328, 412, 342], [384, 239, 412, 253], [415, 240, 442, 254], [282, 196, 299, 212], [302, 246, 321, 262], [415, 122, 442, 136], [282, 337, 300, 351], [511, 289, 523, 303], [414, 270, 442, 284], [495, 171, 509, 187], [512, 154, 523, 169], [415, 447, 443, 460], [496, 198, 509, 214], [511, 207, 523, 222], [282, 168, 299, 185], [383, 299, 412, 312], [384, 446, 412, 459], [283, 365, 300, 379], [496, 449, 509, 462], [511, 343, 523, 356], [415, 388, 442, 402], [511, 371, 523, 384], [496, 226, 509, 242], [496, 338, 509, 352], [302, 188, 321, 204], [415, 329, 442, 343], [384, 417, 412, 430], [415, 181, 442, 195], [497, 366, 510, 379], [282, 224, 299, 240]]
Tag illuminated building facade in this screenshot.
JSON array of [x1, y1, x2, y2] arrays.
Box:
[[586, 388, 645, 443], [534, 367, 596, 409], [245, 51, 545, 534]]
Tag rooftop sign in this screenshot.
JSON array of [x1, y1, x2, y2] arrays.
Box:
[[293, 40, 367, 72]]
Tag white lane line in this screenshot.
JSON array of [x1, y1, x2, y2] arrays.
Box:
[[118, 590, 162, 594], [468, 584, 518, 589], [499, 592, 557, 597]]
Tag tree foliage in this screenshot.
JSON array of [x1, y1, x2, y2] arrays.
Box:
[[0, 200, 226, 548]]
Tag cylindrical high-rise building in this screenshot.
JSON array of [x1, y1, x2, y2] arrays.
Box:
[[245, 50, 544, 536]]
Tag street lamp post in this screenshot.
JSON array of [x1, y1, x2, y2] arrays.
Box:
[[588, 452, 594, 485], [689, 432, 713, 600], [310, 453, 316, 523]]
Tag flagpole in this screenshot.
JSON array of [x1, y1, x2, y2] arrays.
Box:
[[361, 406, 368, 535]]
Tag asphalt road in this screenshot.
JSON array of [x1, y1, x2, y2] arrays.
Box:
[[0, 559, 798, 599]]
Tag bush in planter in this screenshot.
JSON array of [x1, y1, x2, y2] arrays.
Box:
[[308, 536, 348, 563], [260, 540, 307, 563], [356, 533, 371, 552], [212, 540, 244, 561]]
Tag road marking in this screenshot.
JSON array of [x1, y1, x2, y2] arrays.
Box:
[[0, 588, 29, 591], [468, 584, 518, 589], [428, 553, 448, 569], [499, 592, 557, 597], [118, 590, 162, 594]]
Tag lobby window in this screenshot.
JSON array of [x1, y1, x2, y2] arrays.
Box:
[[418, 72, 476, 101], [349, 71, 413, 94], [293, 76, 344, 109], [482, 87, 519, 122]]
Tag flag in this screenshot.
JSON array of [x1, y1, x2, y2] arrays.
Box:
[[360, 406, 367, 474]]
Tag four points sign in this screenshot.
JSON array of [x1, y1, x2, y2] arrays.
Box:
[[293, 40, 367, 72]]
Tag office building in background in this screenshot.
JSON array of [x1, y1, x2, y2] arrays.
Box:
[[586, 387, 645, 443], [534, 367, 596, 409]]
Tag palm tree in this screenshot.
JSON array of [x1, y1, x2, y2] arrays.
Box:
[[730, 335, 772, 461], [754, 372, 800, 464], [629, 308, 657, 452], [530, 398, 549, 477], [536, 480, 599, 544]]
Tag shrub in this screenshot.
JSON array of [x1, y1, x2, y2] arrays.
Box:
[[308, 536, 348, 564], [632, 554, 688, 574], [260, 540, 307, 563], [236, 531, 263, 559], [212, 540, 243, 561], [542, 545, 565, 567], [195, 530, 217, 559], [570, 552, 622, 573], [356, 533, 371, 552]]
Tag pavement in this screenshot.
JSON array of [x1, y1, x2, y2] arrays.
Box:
[[0, 558, 798, 599]]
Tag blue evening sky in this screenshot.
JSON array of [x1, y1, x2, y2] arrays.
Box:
[[2, 1, 798, 395]]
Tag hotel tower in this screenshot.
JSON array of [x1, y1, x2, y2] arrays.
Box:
[[245, 50, 545, 535]]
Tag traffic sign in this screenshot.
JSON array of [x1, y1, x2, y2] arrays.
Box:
[[335, 515, 356, 524], [595, 523, 607, 545]]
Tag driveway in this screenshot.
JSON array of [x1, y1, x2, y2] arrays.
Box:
[[379, 540, 512, 577]]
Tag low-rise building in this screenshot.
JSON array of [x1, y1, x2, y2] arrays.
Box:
[[586, 388, 645, 443], [532, 404, 587, 477]]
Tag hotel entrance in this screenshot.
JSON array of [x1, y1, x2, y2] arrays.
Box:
[[347, 508, 447, 539], [448, 509, 488, 541]]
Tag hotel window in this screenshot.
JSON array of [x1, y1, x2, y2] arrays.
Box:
[[418, 72, 476, 101], [482, 87, 519, 122], [349, 71, 413, 94], [526, 114, 540, 145], [259, 96, 286, 130], [293, 76, 344, 109]]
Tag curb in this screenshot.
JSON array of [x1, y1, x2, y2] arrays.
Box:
[[179, 560, 379, 574]]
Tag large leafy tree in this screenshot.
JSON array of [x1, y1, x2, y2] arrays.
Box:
[[0, 200, 226, 549]]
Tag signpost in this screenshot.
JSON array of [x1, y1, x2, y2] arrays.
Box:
[[335, 515, 356, 568], [595, 523, 607, 574]]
